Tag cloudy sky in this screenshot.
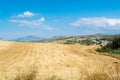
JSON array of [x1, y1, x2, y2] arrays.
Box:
[[0, 0, 120, 39]]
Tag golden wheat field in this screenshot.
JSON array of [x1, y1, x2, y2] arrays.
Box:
[[0, 40, 120, 80]]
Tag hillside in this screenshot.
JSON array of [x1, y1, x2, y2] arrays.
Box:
[[0, 41, 120, 80], [36, 34, 116, 43]]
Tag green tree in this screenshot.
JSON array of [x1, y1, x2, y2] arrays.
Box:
[[111, 36, 120, 49]]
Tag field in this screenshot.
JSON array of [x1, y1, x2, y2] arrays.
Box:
[[0, 41, 120, 80]]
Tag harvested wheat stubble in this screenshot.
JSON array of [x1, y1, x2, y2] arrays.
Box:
[[0, 41, 120, 80]]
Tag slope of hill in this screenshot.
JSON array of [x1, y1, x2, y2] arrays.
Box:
[[36, 34, 115, 43], [0, 41, 119, 80], [16, 35, 44, 42]]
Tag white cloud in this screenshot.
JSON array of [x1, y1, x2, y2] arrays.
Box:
[[12, 11, 36, 18], [9, 17, 45, 27], [70, 17, 120, 29]]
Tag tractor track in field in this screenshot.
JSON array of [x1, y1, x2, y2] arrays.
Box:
[[0, 41, 120, 80]]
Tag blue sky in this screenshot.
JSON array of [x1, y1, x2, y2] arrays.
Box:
[[0, 0, 120, 40]]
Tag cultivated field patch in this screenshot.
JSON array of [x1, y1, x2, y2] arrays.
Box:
[[0, 41, 120, 80]]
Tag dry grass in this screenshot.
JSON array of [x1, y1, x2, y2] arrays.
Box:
[[0, 41, 120, 80]]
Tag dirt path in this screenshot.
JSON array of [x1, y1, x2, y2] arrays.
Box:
[[0, 41, 120, 80]]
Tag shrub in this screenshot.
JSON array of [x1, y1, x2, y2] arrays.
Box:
[[97, 46, 112, 52], [64, 40, 76, 44], [97, 36, 120, 55], [110, 36, 120, 49], [80, 40, 94, 45], [15, 70, 37, 80]]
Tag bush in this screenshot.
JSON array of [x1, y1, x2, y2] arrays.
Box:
[[111, 49, 120, 54], [110, 36, 120, 49], [80, 40, 94, 45], [64, 40, 76, 44], [97, 36, 120, 55], [97, 46, 112, 52]]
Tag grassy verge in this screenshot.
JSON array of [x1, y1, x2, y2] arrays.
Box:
[[96, 46, 120, 59], [96, 36, 120, 59]]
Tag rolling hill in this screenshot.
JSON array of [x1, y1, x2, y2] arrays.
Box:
[[0, 41, 119, 80]]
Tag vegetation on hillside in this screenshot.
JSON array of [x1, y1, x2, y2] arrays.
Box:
[[97, 36, 120, 58]]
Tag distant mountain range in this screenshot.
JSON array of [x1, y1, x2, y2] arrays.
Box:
[[15, 35, 44, 42], [34, 34, 120, 43], [0, 34, 120, 42]]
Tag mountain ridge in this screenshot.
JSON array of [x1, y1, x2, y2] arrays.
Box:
[[16, 35, 44, 42]]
